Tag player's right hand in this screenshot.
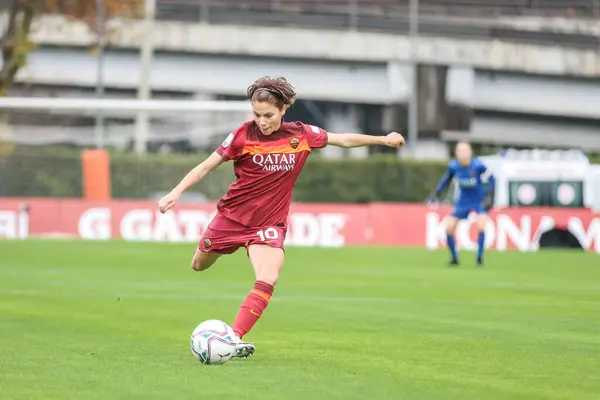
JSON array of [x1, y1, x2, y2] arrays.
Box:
[[425, 193, 438, 205], [384, 132, 405, 148], [482, 192, 494, 211], [158, 191, 180, 214]]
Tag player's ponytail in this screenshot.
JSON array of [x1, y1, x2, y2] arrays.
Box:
[[247, 76, 296, 110]]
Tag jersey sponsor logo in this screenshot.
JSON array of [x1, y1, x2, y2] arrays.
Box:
[[290, 137, 300, 149], [221, 133, 234, 148], [309, 125, 320, 134], [459, 177, 478, 188], [252, 153, 297, 172]]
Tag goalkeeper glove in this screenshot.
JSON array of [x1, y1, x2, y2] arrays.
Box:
[[425, 192, 439, 205], [482, 191, 494, 211]]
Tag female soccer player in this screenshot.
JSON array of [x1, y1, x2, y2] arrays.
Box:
[[158, 76, 405, 358], [427, 141, 495, 267]]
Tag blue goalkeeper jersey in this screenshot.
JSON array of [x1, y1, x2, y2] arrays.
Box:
[[435, 158, 495, 208]]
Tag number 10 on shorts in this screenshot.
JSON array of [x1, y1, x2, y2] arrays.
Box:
[[256, 228, 279, 242]]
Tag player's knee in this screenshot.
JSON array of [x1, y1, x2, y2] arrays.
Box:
[[248, 245, 284, 286], [191, 249, 219, 272], [445, 220, 458, 235], [476, 216, 488, 232], [191, 260, 206, 272], [191, 258, 213, 272], [256, 272, 279, 286]]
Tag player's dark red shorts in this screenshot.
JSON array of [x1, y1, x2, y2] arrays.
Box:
[[198, 212, 286, 255]]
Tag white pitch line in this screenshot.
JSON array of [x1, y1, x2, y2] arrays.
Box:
[[1, 289, 598, 308]]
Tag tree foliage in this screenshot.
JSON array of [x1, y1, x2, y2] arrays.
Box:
[[41, 0, 144, 22], [0, 0, 144, 95], [0, 0, 35, 96]]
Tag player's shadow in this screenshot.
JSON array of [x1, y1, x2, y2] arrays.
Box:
[[538, 228, 584, 250]]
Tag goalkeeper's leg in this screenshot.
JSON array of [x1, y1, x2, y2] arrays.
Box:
[[475, 212, 490, 267], [445, 214, 460, 266]]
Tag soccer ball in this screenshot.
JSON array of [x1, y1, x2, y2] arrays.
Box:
[[190, 319, 237, 365]]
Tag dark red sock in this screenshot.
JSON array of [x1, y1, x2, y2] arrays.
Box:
[[232, 281, 274, 339]]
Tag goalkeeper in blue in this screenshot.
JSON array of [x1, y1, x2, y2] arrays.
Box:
[[426, 142, 495, 267]]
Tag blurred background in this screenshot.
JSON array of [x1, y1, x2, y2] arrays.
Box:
[[3, 4, 600, 396], [0, 0, 599, 209]]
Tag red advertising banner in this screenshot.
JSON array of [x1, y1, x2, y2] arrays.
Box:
[[0, 198, 599, 253]]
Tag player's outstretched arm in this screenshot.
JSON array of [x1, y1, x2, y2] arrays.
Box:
[[435, 170, 453, 194], [158, 152, 225, 214], [327, 132, 405, 148], [426, 167, 454, 203]]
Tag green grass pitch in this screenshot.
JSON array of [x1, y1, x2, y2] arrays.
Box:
[[1, 240, 599, 400]]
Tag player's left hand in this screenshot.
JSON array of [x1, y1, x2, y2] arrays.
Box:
[[384, 132, 405, 148], [425, 193, 438, 205], [482, 192, 494, 211], [158, 191, 180, 214]]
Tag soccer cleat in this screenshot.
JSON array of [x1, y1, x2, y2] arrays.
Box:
[[232, 339, 255, 359], [448, 259, 459, 267], [477, 258, 484, 268]]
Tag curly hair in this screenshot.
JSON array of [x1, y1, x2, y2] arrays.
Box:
[[246, 76, 296, 110]]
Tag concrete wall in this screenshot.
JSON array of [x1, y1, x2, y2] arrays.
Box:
[[5, 13, 599, 152], [443, 115, 600, 151], [8, 46, 599, 120], [7, 48, 400, 104], [447, 68, 600, 119], [29, 14, 600, 78]]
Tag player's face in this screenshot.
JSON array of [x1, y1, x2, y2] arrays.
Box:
[[252, 101, 286, 136], [455, 143, 472, 165]]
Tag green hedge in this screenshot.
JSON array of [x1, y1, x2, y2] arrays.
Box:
[[0, 146, 447, 202], [0, 146, 234, 200], [0, 145, 83, 198], [297, 156, 446, 203], [588, 154, 600, 165]]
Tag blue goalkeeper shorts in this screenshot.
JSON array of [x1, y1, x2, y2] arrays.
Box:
[[451, 205, 488, 220]]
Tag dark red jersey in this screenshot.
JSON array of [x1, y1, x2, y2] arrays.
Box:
[[215, 120, 328, 228]]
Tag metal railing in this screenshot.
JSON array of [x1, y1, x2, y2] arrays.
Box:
[[0, 1, 596, 47], [156, 0, 600, 22], [153, 0, 600, 48]]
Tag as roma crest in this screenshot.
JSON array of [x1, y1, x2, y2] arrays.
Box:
[[290, 137, 300, 149], [204, 238, 212, 248]]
